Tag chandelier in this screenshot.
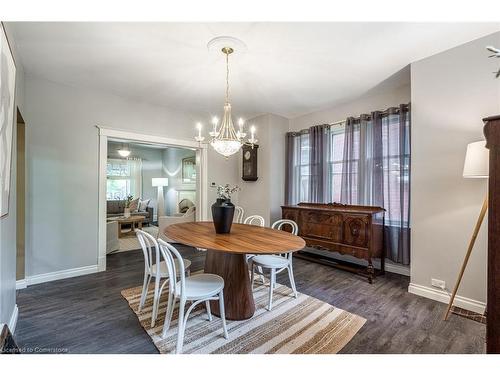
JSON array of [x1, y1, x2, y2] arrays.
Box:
[[195, 45, 257, 157]]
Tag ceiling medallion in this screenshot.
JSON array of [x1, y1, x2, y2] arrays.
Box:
[[194, 37, 257, 158]]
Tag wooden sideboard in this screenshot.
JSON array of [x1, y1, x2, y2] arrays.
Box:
[[282, 202, 385, 283]]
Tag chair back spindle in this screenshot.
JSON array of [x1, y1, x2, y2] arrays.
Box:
[[243, 215, 265, 227], [271, 219, 298, 259], [137, 230, 161, 277], [158, 239, 186, 297], [234, 206, 245, 224]]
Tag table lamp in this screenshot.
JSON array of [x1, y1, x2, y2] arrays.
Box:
[[444, 140, 489, 320], [152, 178, 169, 218]]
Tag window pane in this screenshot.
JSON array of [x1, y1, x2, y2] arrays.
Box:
[[107, 160, 131, 177], [107, 179, 130, 200]]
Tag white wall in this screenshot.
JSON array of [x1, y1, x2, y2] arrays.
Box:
[[238, 113, 289, 225], [22, 74, 239, 278], [410, 32, 500, 309], [0, 25, 25, 329]]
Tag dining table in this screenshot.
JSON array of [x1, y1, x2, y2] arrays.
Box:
[[164, 221, 306, 320]]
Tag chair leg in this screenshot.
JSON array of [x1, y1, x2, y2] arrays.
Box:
[[258, 266, 265, 284], [219, 291, 229, 339], [205, 300, 213, 321], [138, 274, 151, 312], [151, 277, 161, 327], [250, 264, 255, 292], [186, 267, 191, 277], [162, 293, 175, 339], [268, 269, 276, 311], [287, 264, 298, 298], [176, 299, 186, 354]]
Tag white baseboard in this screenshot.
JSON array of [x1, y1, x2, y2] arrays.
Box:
[[16, 279, 27, 290], [408, 283, 486, 314], [8, 304, 19, 333], [98, 256, 106, 272], [25, 264, 99, 286]]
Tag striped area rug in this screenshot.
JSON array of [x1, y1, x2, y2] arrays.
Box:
[[121, 280, 366, 354]]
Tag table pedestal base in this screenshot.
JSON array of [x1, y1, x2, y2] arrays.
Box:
[[204, 250, 255, 320]]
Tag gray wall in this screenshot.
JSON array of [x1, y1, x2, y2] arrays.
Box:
[[238, 113, 289, 225], [0, 24, 25, 328], [22, 74, 239, 278], [290, 83, 411, 131], [410, 32, 500, 304]]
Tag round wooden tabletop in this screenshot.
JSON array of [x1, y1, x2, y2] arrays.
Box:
[[165, 221, 305, 254]]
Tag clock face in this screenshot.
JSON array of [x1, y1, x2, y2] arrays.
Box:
[[244, 151, 251, 160]]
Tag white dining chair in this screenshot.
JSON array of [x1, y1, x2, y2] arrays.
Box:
[[136, 230, 192, 328], [250, 219, 299, 311], [243, 215, 266, 284], [233, 206, 245, 224], [157, 239, 229, 354], [243, 214, 265, 227]]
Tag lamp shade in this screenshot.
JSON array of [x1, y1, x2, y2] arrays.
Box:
[[152, 177, 169, 187], [463, 140, 489, 178]]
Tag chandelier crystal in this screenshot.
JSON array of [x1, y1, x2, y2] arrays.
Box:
[[195, 45, 258, 158]]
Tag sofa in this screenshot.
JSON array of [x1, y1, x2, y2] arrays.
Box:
[[106, 199, 153, 225]]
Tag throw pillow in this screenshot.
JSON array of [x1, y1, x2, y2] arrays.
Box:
[[138, 198, 150, 212], [129, 198, 139, 212]]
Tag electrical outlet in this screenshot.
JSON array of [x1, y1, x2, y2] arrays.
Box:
[[431, 278, 446, 289]]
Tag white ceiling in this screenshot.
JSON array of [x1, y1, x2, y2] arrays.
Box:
[[7, 22, 500, 119]]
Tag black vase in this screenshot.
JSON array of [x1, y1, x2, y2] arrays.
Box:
[[211, 198, 235, 234]]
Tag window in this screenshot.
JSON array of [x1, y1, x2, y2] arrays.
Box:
[[290, 133, 310, 204], [287, 114, 410, 226], [106, 158, 142, 200], [380, 115, 410, 225], [326, 123, 346, 203]]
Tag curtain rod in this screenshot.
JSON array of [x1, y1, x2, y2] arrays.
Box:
[[293, 103, 410, 132]]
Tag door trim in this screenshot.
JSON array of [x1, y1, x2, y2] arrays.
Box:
[[97, 126, 208, 271]]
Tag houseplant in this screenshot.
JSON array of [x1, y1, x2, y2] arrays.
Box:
[[212, 184, 240, 234], [123, 194, 134, 218]]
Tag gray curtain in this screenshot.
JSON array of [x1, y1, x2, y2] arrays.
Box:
[[380, 105, 411, 265], [340, 104, 411, 265], [340, 117, 358, 204], [284, 132, 295, 205], [309, 125, 327, 203]]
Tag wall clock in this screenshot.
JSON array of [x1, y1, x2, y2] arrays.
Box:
[[242, 144, 258, 181]]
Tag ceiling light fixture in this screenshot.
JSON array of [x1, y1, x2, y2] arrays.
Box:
[[195, 39, 257, 158], [118, 143, 131, 158]]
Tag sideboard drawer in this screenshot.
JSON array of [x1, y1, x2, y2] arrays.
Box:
[[301, 222, 343, 242]]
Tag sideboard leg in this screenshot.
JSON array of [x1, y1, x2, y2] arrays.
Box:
[[367, 261, 374, 284]]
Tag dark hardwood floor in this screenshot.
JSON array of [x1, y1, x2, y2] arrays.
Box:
[[15, 247, 485, 354]]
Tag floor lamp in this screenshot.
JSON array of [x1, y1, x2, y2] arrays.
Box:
[[152, 178, 168, 219], [444, 140, 489, 320]]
